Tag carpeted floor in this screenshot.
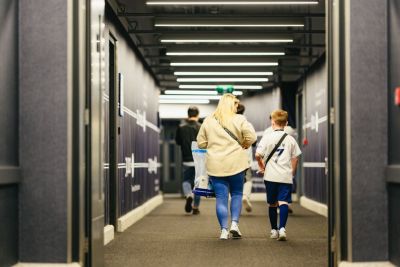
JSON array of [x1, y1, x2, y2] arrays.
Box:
[[105, 197, 328, 267]]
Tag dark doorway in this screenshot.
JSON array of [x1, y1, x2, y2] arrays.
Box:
[[107, 37, 118, 227]]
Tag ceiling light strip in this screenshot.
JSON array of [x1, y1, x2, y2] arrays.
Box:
[[174, 71, 273, 76], [159, 99, 210, 104], [179, 85, 262, 89], [165, 90, 243, 95], [167, 52, 285, 56], [171, 62, 278, 66], [160, 95, 221, 100], [156, 24, 304, 27], [147, 1, 319, 6], [161, 39, 293, 43], [177, 78, 268, 82]]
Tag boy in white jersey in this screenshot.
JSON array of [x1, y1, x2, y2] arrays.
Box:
[[255, 109, 301, 241]]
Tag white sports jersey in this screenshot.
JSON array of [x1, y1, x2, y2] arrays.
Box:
[[256, 129, 301, 184]]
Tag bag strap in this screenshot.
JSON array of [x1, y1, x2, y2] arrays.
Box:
[[214, 117, 241, 146], [264, 132, 288, 166]]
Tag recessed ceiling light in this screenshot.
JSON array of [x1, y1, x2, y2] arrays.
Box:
[[179, 85, 262, 89], [159, 99, 211, 104], [147, 1, 319, 6], [165, 90, 243, 95], [167, 52, 285, 56], [161, 39, 293, 43], [177, 78, 268, 82], [174, 71, 273, 76], [171, 62, 278, 66]]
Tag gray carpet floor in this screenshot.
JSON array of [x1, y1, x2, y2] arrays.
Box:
[[105, 197, 328, 267]]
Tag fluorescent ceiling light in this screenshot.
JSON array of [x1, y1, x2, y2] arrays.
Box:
[[179, 85, 262, 89], [156, 23, 304, 27], [161, 39, 293, 43], [147, 1, 319, 6], [171, 62, 278, 66], [160, 95, 221, 100], [159, 99, 210, 104], [165, 90, 243, 95], [177, 78, 268, 82], [167, 52, 285, 56], [174, 71, 273, 76]]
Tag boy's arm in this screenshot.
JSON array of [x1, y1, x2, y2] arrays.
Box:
[[255, 153, 265, 174], [291, 157, 299, 176]]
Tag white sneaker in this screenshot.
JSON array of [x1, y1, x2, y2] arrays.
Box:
[[229, 222, 242, 239], [242, 198, 252, 212], [277, 227, 287, 241], [220, 229, 229, 240], [270, 229, 279, 239]]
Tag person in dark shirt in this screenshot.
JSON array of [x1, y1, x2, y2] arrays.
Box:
[[175, 106, 202, 214]]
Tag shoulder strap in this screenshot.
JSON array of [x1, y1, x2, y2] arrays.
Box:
[[214, 117, 241, 146], [264, 133, 288, 166]]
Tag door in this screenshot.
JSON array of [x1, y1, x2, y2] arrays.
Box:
[[105, 36, 119, 227]]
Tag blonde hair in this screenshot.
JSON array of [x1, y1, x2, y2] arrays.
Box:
[[213, 94, 239, 127], [271, 109, 288, 127]]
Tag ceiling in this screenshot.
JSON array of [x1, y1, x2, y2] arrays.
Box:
[[110, 0, 325, 102]]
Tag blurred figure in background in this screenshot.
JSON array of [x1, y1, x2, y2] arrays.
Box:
[[175, 106, 202, 215], [236, 103, 256, 213], [197, 94, 256, 240]]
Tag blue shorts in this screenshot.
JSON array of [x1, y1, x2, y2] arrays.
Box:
[[264, 181, 292, 204]]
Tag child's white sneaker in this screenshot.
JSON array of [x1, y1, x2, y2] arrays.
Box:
[[220, 229, 229, 240], [270, 229, 279, 239], [229, 222, 242, 239], [277, 227, 287, 241]]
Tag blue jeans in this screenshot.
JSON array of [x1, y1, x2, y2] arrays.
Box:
[[182, 165, 201, 208], [210, 171, 244, 230]]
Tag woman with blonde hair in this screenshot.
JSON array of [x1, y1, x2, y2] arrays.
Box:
[[197, 94, 257, 239]]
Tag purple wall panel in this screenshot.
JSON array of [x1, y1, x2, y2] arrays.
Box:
[[300, 57, 328, 204]]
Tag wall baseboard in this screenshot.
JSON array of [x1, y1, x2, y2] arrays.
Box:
[[117, 194, 163, 232], [339, 261, 396, 267], [14, 263, 80, 267], [299, 196, 328, 217], [104, 224, 115, 245]]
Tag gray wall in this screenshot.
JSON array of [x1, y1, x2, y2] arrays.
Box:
[[19, 0, 71, 262], [346, 0, 388, 261], [0, 1, 19, 266], [241, 88, 281, 132], [388, 0, 400, 265]]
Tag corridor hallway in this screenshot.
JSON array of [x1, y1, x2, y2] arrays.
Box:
[[105, 198, 327, 267]]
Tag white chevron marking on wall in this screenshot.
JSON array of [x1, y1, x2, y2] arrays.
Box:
[[103, 94, 160, 133]]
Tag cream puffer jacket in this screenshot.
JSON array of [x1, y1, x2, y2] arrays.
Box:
[[197, 114, 257, 177]]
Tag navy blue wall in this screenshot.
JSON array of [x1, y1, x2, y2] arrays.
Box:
[[299, 56, 328, 204], [104, 7, 161, 220]]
